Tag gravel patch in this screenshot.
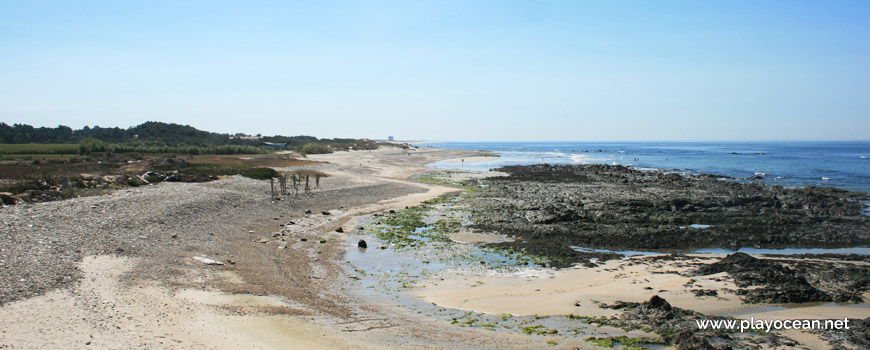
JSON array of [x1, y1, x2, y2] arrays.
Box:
[[0, 170, 425, 305]]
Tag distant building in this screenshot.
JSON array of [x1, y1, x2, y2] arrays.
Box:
[[228, 135, 263, 140], [387, 136, 394, 141]]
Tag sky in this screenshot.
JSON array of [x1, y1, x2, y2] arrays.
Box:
[[1, 1, 869, 141]]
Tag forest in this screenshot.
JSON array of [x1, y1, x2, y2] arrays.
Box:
[[0, 121, 385, 155]]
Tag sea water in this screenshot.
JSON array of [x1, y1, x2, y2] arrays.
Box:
[[423, 141, 870, 193], [425, 141, 870, 255]]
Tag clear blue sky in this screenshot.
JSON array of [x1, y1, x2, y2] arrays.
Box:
[[1, 1, 868, 141]]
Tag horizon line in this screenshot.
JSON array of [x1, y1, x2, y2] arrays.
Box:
[[407, 139, 870, 143]]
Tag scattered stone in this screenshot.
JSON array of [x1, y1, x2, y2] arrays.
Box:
[[358, 240, 368, 249], [193, 256, 225, 265], [692, 289, 718, 297], [0, 192, 22, 205], [321, 211, 330, 215], [335, 227, 344, 233]]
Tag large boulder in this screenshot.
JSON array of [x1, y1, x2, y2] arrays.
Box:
[[0, 192, 22, 205]]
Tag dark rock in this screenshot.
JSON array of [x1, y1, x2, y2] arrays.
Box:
[[357, 240, 368, 249], [692, 289, 718, 297], [673, 331, 716, 350], [321, 211, 330, 215], [645, 295, 672, 312], [335, 227, 343, 233], [695, 253, 831, 303], [465, 164, 869, 267], [0, 192, 22, 205]]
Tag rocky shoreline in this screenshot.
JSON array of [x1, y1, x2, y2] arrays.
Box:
[[467, 164, 870, 267]]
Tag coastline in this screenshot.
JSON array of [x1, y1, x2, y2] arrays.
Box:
[[0, 147, 570, 349], [1, 146, 867, 349]]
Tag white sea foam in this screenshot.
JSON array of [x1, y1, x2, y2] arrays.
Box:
[[570, 154, 589, 163]]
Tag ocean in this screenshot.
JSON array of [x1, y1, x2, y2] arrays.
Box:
[[423, 141, 870, 194]]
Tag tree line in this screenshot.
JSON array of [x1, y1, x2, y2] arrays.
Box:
[[1, 121, 386, 155], [0, 121, 250, 145]]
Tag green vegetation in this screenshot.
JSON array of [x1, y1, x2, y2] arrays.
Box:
[[364, 203, 454, 246], [0, 143, 79, 155], [521, 325, 558, 335], [586, 337, 613, 347], [414, 175, 459, 187], [155, 163, 278, 180], [584, 336, 666, 349], [1, 121, 393, 157], [300, 143, 332, 155], [412, 171, 477, 189], [77, 138, 268, 156]]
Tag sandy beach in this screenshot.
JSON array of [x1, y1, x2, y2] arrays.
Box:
[[1, 146, 867, 350], [0, 147, 575, 349], [413, 255, 870, 320]]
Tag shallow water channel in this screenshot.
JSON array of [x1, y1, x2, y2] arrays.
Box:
[[343, 190, 869, 347], [342, 206, 652, 344]]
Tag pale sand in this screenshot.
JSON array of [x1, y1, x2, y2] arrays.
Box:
[[0, 255, 385, 349], [413, 254, 868, 319], [4, 146, 864, 349], [2, 147, 578, 349], [412, 254, 868, 349], [413, 255, 748, 317], [305, 147, 474, 179]]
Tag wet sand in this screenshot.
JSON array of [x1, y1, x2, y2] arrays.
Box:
[[2, 146, 866, 349], [0, 147, 577, 349], [414, 255, 869, 319], [439, 155, 499, 165]]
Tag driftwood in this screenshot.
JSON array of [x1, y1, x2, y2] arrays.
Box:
[[270, 171, 324, 202], [342, 324, 394, 332], [336, 318, 388, 325]]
